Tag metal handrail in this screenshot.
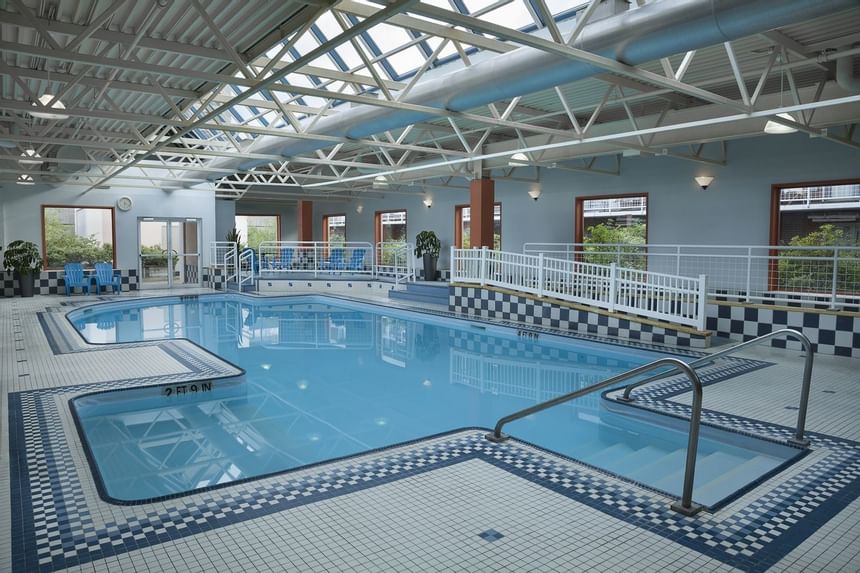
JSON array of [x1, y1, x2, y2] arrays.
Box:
[[618, 328, 814, 447], [486, 357, 705, 516]]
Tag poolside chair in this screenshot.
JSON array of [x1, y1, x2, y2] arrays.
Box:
[[63, 263, 90, 296], [346, 248, 366, 272], [94, 262, 122, 294], [322, 248, 345, 271], [275, 248, 294, 270]]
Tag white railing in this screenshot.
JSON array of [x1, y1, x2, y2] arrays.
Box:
[[211, 241, 237, 286], [238, 249, 255, 288], [523, 243, 860, 309], [452, 247, 707, 330], [375, 241, 415, 284], [257, 241, 375, 276]]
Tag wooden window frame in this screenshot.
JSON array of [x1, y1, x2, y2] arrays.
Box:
[[454, 202, 502, 248], [374, 209, 408, 245], [574, 192, 649, 245], [322, 213, 347, 243], [41, 204, 117, 269]]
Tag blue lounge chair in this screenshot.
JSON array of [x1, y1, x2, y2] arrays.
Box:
[[275, 248, 294, 270], [94, 262, 122, 294], [346, 248, 366, 271], [322, 248, 345, 271], [64, 263, 90, 296]]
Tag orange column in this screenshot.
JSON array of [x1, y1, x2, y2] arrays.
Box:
[[297, 200, 313, 242], [469, 178, 494, 248]]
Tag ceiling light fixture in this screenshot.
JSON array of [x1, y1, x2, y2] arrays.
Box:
[[527, 185, 542, 201], [694, 175, 715, 190], [17, 173, 36, 185], [763, 53, 797, 135], [372, 175, 388, 189], [508, 152, 529, 167], [18, 148, 43, 165], [30, 93, 70, 120]]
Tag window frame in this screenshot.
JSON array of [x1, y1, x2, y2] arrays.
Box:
[[374, 209, 408, 245], [322, 213, 347, 243], [40, 204, 117, 270], [454, 202, 502, 249], [234, 213, 281, 247], [574, 193, 649, 244]]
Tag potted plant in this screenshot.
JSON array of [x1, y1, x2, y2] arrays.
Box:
[[415, 230, 441, 281], [3, 240, 43, 297], [226, 227, 243, 252]]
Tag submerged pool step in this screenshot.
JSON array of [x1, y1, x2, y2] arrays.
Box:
[[691, 454, 784, 505], [649, 451, 744, 493], [606, 445, 669, 475]]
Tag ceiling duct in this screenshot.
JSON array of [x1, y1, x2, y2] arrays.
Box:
[[836, 45, 860, 92], [182, 0, 860, 184]]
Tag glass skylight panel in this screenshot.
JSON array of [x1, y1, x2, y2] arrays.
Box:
[[366, 22, 414, 54], [474, 1, 534, 28], [385, 45, 428, 76]]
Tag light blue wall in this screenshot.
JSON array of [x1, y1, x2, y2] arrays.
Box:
[[254, 134, 859, 267], [1, 184, 216, 269]]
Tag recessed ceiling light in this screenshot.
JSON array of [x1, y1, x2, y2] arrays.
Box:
[[30, 93, 70, 120]]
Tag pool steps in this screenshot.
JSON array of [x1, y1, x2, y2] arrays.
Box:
[[388, 281, 449, 306]]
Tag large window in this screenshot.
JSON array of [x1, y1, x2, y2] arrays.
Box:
[[375, 210, 407, 265], [454, 203, 501, 250], [322, 214, 346, 245], [575, 194, 648, 268], [770, 180, 860, 293], [41, 206, 115, 269], [235, 215, 279, 249]]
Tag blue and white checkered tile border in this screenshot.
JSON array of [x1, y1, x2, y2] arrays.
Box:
[[202, 266, 226, 290], [707, 302, 860, 358], [9, 378, 860, 573], [450, 285, 710, 348], [2, 269, 139, 297]]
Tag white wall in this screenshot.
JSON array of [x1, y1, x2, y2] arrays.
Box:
[[239, 134, 859, 267], [1, 183, 216, 268]]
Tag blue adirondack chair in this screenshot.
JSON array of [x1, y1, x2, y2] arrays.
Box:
[[322, 248, 345, 271], [63, 263, 90, 296], [346, 248, 366, 271], [94, 262, 122, 294], [276, 248, 294, 270]]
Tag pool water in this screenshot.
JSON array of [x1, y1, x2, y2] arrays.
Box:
[[69, 295, 800, 506]]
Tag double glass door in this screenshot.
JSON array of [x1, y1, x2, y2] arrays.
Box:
[[139, 218, 201, 288]]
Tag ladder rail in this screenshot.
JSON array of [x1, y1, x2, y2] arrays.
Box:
[[619, 328, 813, 446], [486, 357, 706, 516]]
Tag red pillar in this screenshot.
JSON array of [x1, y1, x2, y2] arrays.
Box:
[[297, 200, 313, 242], [469, 178, 494, 248]]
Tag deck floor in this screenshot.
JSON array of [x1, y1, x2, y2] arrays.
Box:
[[2, 288, 858, 572]]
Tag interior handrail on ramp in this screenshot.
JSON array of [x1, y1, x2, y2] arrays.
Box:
[[618, 328, 814, 447], [486, 358, 706, 516]]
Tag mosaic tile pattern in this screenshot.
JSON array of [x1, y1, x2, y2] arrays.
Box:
[[450, 285, 710, 348], [1, 269, 138, 297], [706, 302, 860, 358]]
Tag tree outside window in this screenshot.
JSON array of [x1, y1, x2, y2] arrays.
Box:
[[577, 195, 647, 269], [235, 215, 279, 250], [42, 206, 114, 269], [456, 204, 501, 250]]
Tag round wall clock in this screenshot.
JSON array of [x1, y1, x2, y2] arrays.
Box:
[[116, 196, 133, 211]]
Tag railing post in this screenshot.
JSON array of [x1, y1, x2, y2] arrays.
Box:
[[746, 247, 753, 302], [697, 274, 707, 331], [675, 245, 681, 275], [480, 246, 488, 286], [830, 247, 839, 309], [450, 246, 456, 282], [537, 253, 545, 297], [608, 263, 617, 312]]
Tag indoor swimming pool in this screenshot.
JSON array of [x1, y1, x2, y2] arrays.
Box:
[[68, 294, 800, 507]]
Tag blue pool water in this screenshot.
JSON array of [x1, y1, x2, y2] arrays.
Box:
[[69, 294, 800, 506]]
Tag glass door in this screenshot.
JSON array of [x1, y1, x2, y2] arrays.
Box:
[[138, 218, 201, 289]]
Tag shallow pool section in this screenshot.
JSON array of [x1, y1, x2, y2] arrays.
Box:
[[69, 295, 801, 506]]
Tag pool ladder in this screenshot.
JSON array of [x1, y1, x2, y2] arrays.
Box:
[[486, 329, 814, 516]]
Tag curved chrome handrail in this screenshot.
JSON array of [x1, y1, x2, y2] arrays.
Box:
[[619, 328, 814, 446], [486, 357, 705, 516]]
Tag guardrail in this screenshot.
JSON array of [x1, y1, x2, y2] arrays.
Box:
[[452, 247, 706, 330], [211, 241, 237, 286], [375, 242, 415, 284], [523, 242, 860, 309], [223, 247, 238, 284], [257, 241, 375, 277], [238, 249, 255, 288]]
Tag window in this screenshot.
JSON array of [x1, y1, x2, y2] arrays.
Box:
[[575, 194, 647, 268], [235, 215, 279, 249], [455, 203, 501, 250], [375, 210, 407, 265], [41, 206, 115, 269], [770, 180, 860, 293], [322, 214, 346, 245]]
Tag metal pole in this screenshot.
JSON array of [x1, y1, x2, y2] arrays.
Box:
[[830, 247, 839, 309], [697, 274, 707, 331], [746, 247, 753, 302], [537, 253, 545, 297], [608, 263, 617, 312], [480, 246, 488, 287]]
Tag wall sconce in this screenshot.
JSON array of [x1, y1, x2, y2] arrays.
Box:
[[694, 176, 715, 190], [527, 185, 542, 201], [423, 197, 433, 208], [355, 204, 364, 214], [508, 152, 529, 167], [17, 173, 36, 185]]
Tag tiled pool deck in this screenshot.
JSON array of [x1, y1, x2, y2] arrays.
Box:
[[2, 290, 859, 572]]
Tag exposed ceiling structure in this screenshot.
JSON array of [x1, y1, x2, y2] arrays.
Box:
[[1, 0, 859, 203]]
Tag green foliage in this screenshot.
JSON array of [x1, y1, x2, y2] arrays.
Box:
[[3, 240, 43, 275], [415, 230, 441, 258], [43, 212, 112, 268], [582, 222, 646, 268], [777, 224, 860, 293], [246, 224, 277, 250], [225, 227, 243, 251]]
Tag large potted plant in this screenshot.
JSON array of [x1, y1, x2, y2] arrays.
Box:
[[3, 240, 43, 297], [415, 230, 441, 281]]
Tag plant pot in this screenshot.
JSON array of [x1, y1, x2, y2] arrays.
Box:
[[422, 254, 438, 281], [17, 271, 35, 297]]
